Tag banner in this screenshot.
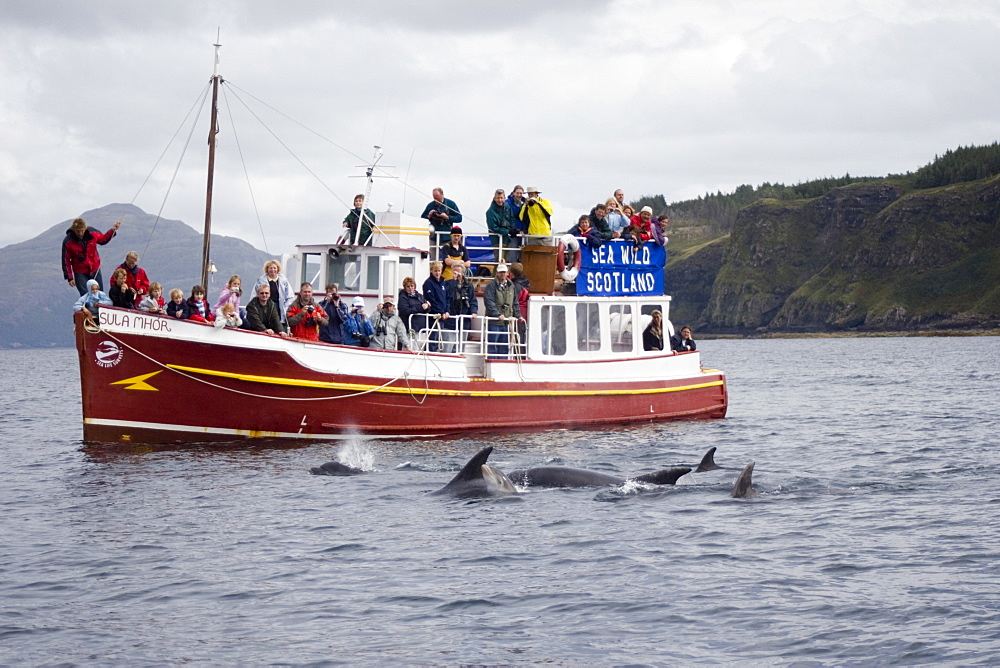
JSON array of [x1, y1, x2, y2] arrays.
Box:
[[577, 242, 665, 296]]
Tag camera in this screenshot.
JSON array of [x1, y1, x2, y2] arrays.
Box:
[[306, 305, 314, 313]]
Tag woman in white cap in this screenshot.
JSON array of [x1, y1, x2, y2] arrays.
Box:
[[344, 296, 375, 347]]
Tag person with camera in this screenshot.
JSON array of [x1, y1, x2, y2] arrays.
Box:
[[421, 187, 463, 248], [344, 296, 376, 347], [371, 297, 413, 352], [286, 282, 329, 341], [214, 275, 245, 324], [443, 267, 477, 353], [63, 217, 121, 296], [319, 283, 350, 344], [517, 186, 554, 244]]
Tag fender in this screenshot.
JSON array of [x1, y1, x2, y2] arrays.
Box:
[[557, 233, 582, 281]]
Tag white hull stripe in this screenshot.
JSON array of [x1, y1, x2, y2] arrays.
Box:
[[84, 418, 426, 440]]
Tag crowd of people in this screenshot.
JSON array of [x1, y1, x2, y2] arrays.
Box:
[[65, 192, 695, 355], [417, 186, 671, 263]]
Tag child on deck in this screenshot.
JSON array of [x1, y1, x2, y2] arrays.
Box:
[[214, 303, 243, 329], [108, 267, 138, 309], [138, 282, 165, 313], [214, 275, 244, 321], [166, 288, 191, 319], [73, 279, 112, 317], [186, 285, 214, 323]]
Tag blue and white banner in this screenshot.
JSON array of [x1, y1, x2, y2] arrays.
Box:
[[577, 242, 665, 296]]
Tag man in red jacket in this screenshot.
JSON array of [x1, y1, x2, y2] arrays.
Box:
[[115, 251, 151, 307], [62, 217, 121, 295], [286, 283, 330, 341]]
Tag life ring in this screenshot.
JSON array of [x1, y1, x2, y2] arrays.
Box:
[[557, 233, 582, 281]]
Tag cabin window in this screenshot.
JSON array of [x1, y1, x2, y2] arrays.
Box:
[[399, 256, 415, 282], [609, 304, 634, 353], [641, 304, 664, 318], [540, 305, 566, 356], [301, 253, 322, 288], [575, 303, 601, 352], [381, 259, 397, 298], [329, 254, 360, 292], [640, 303, 664, 342], [365, 255, 382, 290]]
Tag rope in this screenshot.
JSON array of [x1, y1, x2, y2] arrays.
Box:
[[220, 84, 269, 255], [222, 83, 351, 210], [92, 322, 437, 402], [138, 83, 213, 262]]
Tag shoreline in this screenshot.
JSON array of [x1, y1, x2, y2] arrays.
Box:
[[699, 328, 1000, 340]]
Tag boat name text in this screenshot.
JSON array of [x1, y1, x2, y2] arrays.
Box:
[[100, 310, 175, 332]]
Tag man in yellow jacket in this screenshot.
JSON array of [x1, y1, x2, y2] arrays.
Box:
[[518, 186, 553, 243]]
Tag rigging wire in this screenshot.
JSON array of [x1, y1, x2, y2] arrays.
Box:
[[224, 80, 451, 220], [223, 83, 351, 210], [220, 83, 269, 255], [130, 81, 211, 206], [139, 82, 213, 261]]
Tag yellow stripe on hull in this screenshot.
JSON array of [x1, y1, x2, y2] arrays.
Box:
[[166, 364, 724, 398]]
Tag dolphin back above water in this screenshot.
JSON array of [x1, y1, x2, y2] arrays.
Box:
[[431, 446, 519, 498], [310, 461, 367, 476], [506, 465, 692, 488]]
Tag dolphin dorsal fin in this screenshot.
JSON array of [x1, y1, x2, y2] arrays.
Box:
[[731, 462, 756, 498], [695, 446, 721, 472], [449, 446, 493, 483]]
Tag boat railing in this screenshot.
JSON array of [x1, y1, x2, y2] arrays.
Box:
[[406, 313, 526, 360], [431, 231, 558, 273]]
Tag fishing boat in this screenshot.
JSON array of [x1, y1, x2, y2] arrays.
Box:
[[72, 48, 727, 443]]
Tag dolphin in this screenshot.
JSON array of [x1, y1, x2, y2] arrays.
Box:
[[430, 446, 519, 498], [694, 446, 722, 472], [731, 462, 756, 498], [506, 465, 691, 489], [310, 461, 367, 476]]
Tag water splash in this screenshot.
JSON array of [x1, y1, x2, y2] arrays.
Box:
[[338, 439, 376, 471]]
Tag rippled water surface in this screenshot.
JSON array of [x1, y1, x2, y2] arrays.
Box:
[[2, 338, 999, 665]]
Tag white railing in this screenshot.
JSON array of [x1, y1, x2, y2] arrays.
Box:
[[405, 313, 526, 360]]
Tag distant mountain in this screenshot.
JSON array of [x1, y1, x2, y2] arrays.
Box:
[[0, 203, 275, 348]]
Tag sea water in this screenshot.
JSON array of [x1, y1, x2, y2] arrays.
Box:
[[1, 337, 998, 665]]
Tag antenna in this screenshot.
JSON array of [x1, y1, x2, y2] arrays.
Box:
[[213, 28, 221, 77], [401, 147, 415, 214]]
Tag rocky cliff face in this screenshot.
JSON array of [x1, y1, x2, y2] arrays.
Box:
[[668, 177, 1000, 333]]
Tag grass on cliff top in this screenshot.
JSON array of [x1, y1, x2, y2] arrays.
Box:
[[667, 234, 729, 262]]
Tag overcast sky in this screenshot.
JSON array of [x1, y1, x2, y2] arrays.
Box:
[[3, 0, 999, 255]]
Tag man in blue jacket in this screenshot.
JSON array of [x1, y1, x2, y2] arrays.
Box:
[[319, 283, 350, 344], [421, 187, 462, 248]]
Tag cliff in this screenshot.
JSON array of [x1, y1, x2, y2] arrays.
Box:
[[668, 176, 1000, 333]]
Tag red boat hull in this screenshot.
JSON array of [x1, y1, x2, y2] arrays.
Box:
[[74, 311, 727, 443]]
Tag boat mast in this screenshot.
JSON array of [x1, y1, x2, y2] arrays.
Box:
[[201, 37, 222, 290]]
